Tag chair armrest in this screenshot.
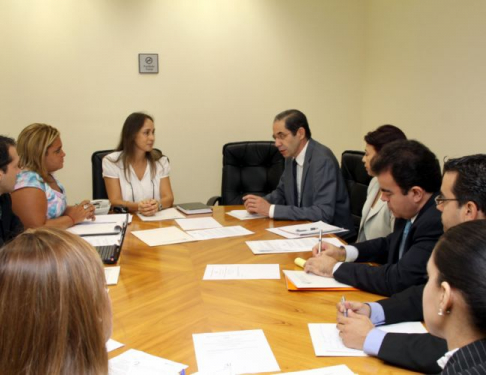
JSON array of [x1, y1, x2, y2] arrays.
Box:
[[206, 196, 221, 206]]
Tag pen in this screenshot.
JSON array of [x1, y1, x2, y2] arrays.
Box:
[[295, 227, 318, 232], [341, 295, 347, 317], [318, 229, 322, 255]]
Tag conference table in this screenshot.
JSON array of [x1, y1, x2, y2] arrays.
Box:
[[109, 206, 418, 374]]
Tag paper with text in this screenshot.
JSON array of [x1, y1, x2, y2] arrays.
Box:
[[203, 264, 280, 280], [309, 322, 427, 356], [105, 266, 120, 285], [188, 226, 253, 241], [131, 227, 195, 246], [283, 271, 353, 289], [246, 237, 342, 254], [226, 210, 266, 220], [138, 208, 185, 222], [193, 329, 280, 375], [109, 349, 188, 375], [267, 222, 347, 239], [176, 217, 222, 230], [83, 234, 121, 247]]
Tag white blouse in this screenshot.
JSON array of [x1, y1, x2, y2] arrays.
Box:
[[102, 151, 170, 203]]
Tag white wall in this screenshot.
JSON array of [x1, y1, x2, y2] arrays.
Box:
[[0, 0, 365, 203], [362, 0, 486, 163]]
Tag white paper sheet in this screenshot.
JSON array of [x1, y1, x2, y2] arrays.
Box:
[[137, 208, 186, 221], [93, 214, 133, 225], [67, 223, 122, 236], [193, 329, 280, 375], [203, 264, 280, 280], [246, 237, 336, 254], [105, 266, 121, 285], [274, 364, 355, 375], [188, 226, 254, 241], [283, 270, 353, 289], [106, 338, 124, 352], [267, 222, 347, 239], [83, 234, 122, 247], [109, 349, 188, 375], [131, 227, 195, 246], [226, 210, 266, 220], [175, 217, 222, 230], [308, 322, 427, 357]]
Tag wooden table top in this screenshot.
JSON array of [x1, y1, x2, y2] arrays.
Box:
[[109, 205, 418, 374]]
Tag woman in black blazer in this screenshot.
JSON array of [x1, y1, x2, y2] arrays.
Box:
[[423, 220, 486, 374]]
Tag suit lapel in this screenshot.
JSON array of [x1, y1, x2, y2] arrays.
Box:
[[299, 139, 314, 205]]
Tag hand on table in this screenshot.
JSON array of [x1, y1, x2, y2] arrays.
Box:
[[242, 194, 270, 216], [138, 199, 158, 216]]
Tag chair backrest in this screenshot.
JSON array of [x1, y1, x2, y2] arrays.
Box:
[[91, 150, 114, 199], [220, 141, 285, 205], [341, 150, 372, 236]]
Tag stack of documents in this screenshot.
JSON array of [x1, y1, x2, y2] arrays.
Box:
[[132, 227, 195, 246], [176, 202, 212, 215], [268, 221, 347, 239], [283, 270, 356, 291], [226, 210, 266, 220], [137, 208, 185, 221], [246, 237, 344, 255]]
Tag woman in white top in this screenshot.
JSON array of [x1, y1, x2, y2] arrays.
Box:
[[357, 125, 406, 242], [103, 112, 174, 216]]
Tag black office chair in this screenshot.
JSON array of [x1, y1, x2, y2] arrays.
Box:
[[91, 150, 114, 199], [207, 141, 285, 206], [341, 150, 372, 240]]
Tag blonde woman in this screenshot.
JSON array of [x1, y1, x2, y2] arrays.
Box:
[[11, 123, 95, 228], [103, 112, 174, 216], [0, 228, 111, 375]]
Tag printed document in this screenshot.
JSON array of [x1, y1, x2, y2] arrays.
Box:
[[131, 227, 195, 246], [267, 222, 347, 239], [246, 237, 342, 254], [138, 208, 185, 222], [226, 210, 266, 220], [283, 271, 353, 289], [193, 329, 280, 374], [109, 349, 188, 375], [308, 322, 427, 357], [175, 217, 222, 230], [188, 226, 253, 241], [203, 264, 280, 280], [105, 266, 121, 285]]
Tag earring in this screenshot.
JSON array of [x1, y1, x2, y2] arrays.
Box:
[[438, 309, 444, 316]]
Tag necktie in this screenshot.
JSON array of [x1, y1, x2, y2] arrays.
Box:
[[292, 159, 299, 207], [398, 220, 412, 259]]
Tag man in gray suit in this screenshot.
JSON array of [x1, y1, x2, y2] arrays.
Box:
[[243, 109, 354, 234]]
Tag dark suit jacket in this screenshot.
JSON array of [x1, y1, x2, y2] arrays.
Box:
[[373, 284, 447, 373], [333, 194, 443, 296], [442, 339, 486, 374], [0, 193, 23, 248], [264, 138, 354, 233]]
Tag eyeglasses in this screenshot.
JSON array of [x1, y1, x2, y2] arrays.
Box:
[[434, 195, 460, 206]]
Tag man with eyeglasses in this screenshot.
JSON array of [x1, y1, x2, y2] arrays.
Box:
[[334, 154, 486, 373], [305, 140, 443, 296], [243, 109, 354, 236], [0, 136, 23, 247]]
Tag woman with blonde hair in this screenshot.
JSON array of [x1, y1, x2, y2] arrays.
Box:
[[0, 227, 111, 375], [103, 112, 174, 216], [11, 123, 95, 228]]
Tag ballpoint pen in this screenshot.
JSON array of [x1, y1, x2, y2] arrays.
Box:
[[318, 229, 322, 254], [295, 227, 318, 233], [341, 295, 348, 317]]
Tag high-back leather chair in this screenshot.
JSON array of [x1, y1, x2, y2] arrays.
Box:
[[341, 150, 372, 239], [91, 150, 114, 199], [207, 141, 285, 206]]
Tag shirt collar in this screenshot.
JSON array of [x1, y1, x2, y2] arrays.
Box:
[[294, 140, 309, 167], [437, 348, 459, 369]]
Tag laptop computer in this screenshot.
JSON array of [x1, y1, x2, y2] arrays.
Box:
[[94, 215, 129, 264]]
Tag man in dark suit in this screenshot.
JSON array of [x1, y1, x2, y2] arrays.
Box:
[[0, 135, 23, 247], [243, 109, 354, 234], [305, 140, 443, 296], [335, 154, 486, 373]]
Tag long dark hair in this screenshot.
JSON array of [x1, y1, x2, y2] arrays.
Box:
[[112, 112, 162, 180], [434, 220, 486, 335]]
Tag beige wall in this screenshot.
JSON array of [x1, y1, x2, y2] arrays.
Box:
[[362, 0, 486, 162], [1, 0, 484, 204]]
